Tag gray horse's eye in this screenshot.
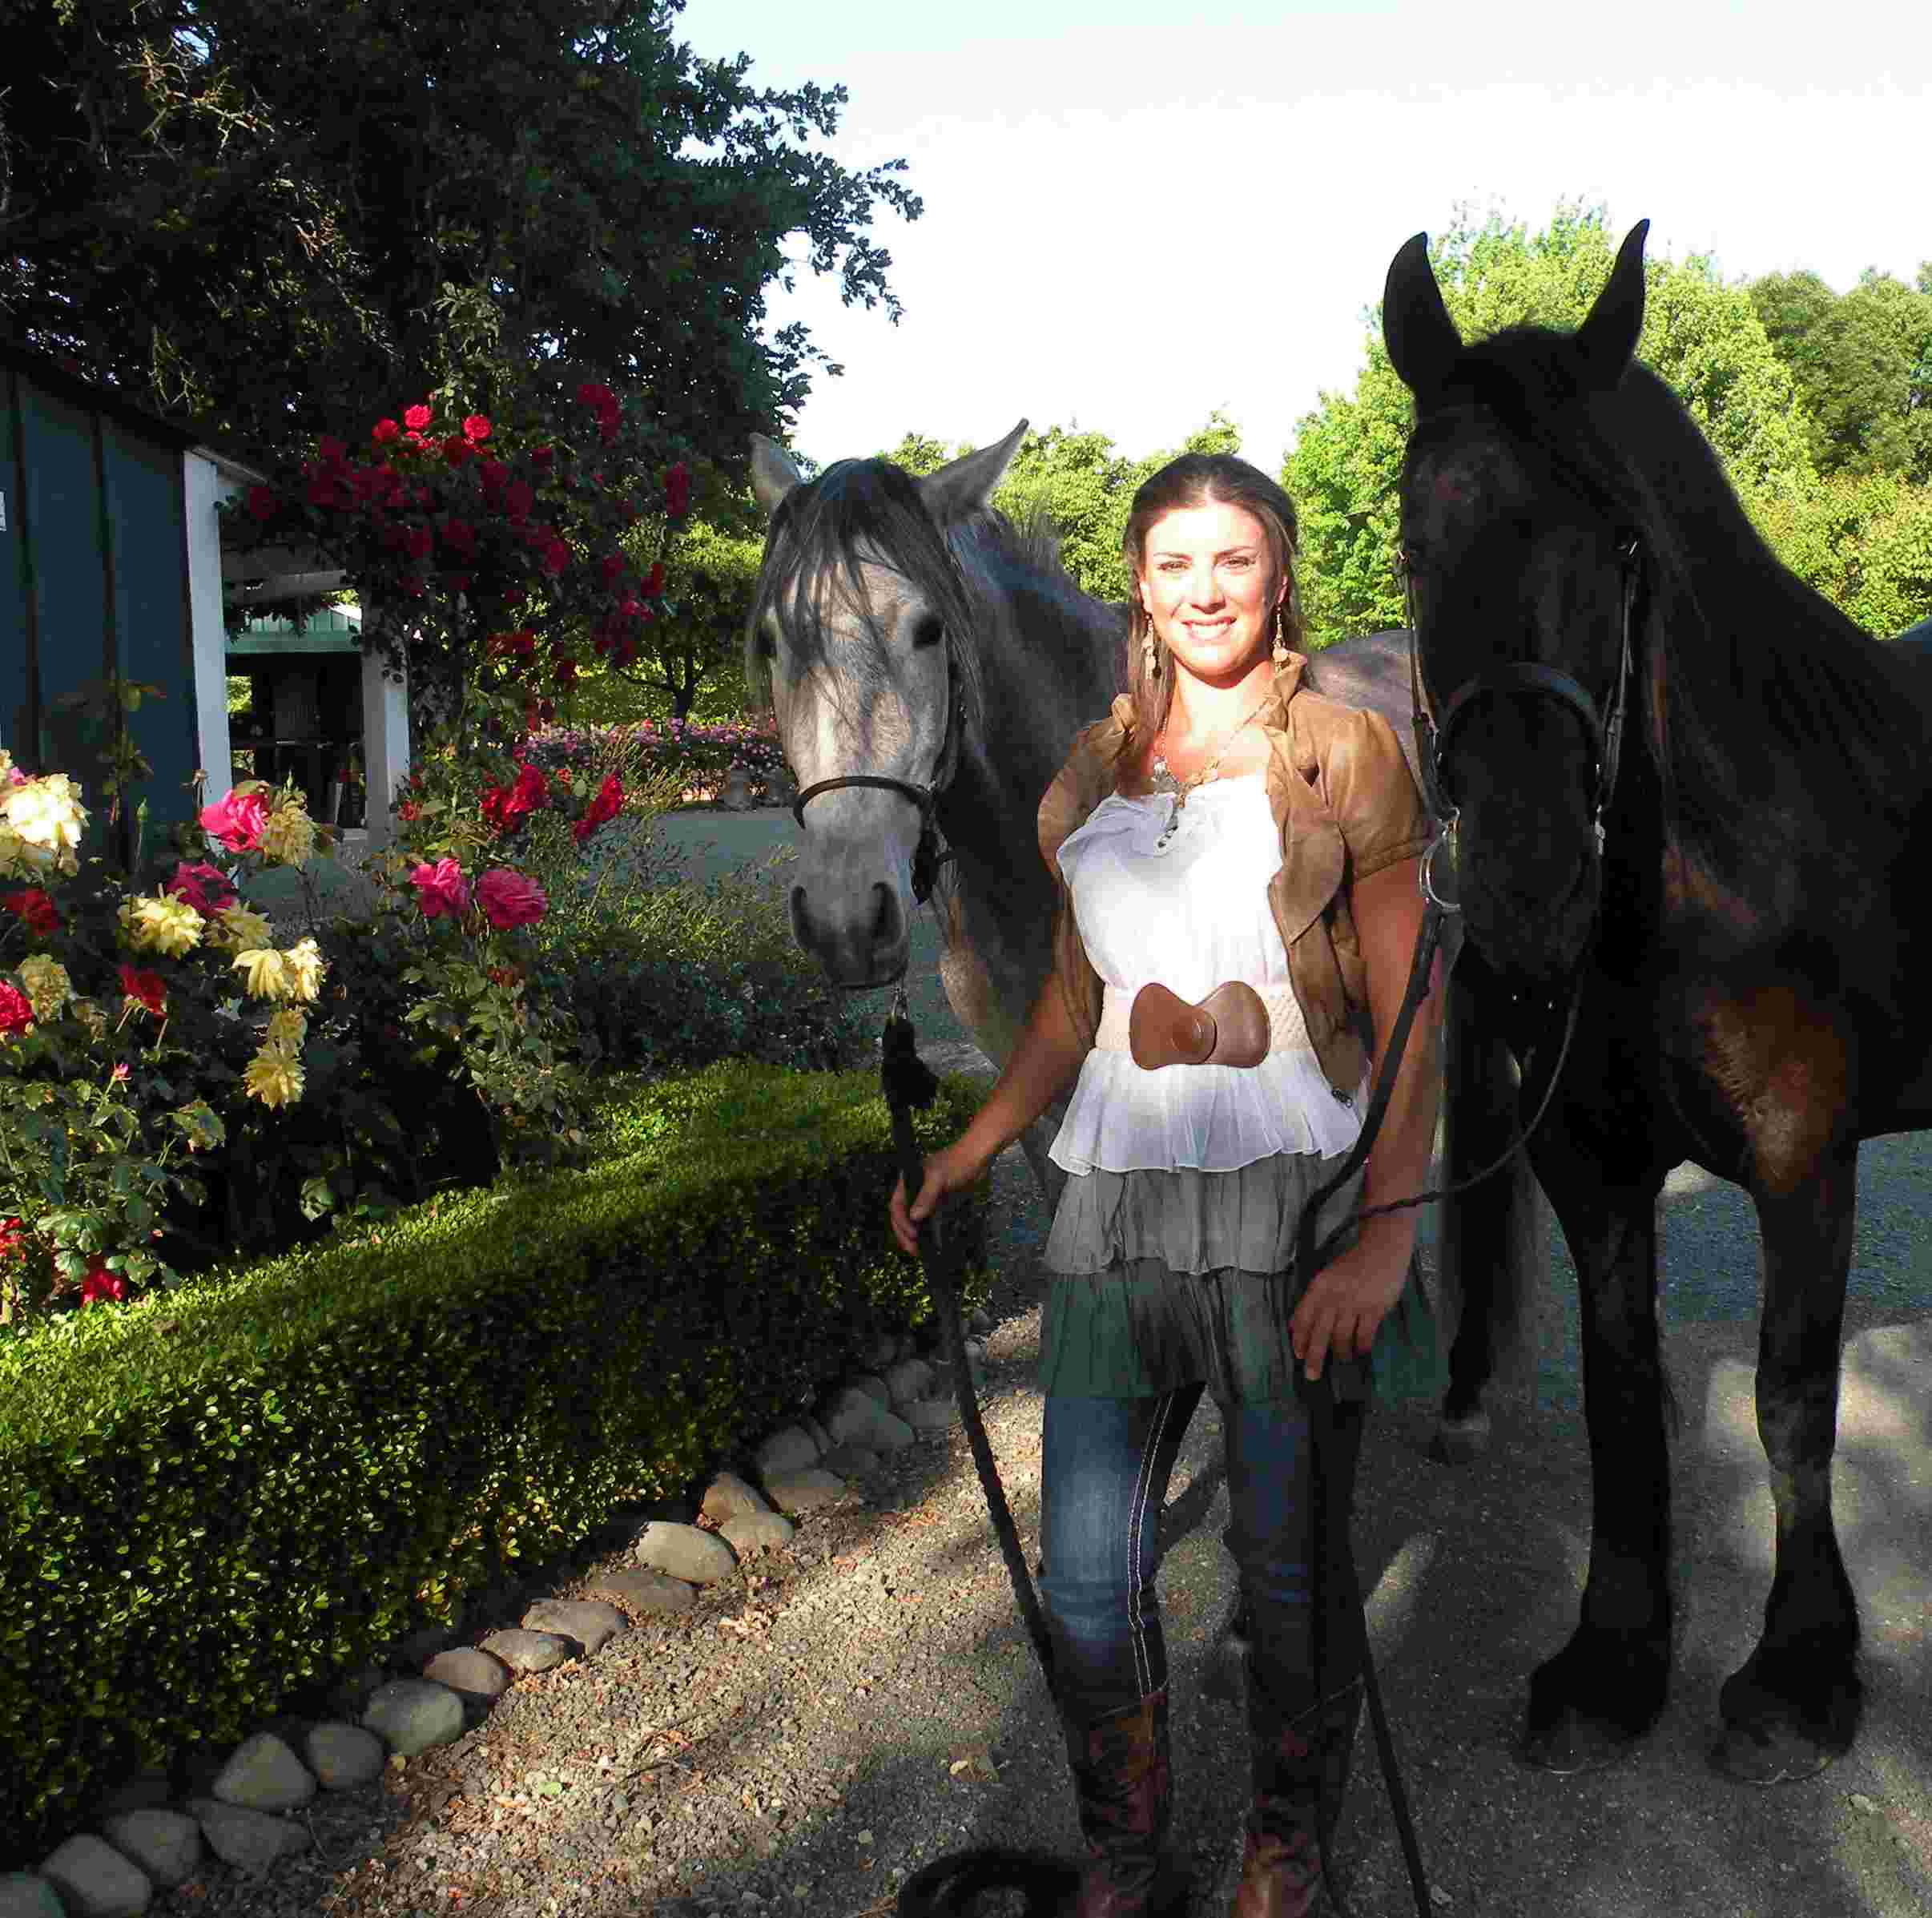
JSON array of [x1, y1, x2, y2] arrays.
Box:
[[909, 612, 944, 650]]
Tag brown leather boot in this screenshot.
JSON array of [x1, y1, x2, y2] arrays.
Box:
[[1063, 1689, 1186, 1917], [1230, 1682, 1362, 1918]]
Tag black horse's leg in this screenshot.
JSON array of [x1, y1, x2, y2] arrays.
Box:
[[1710, 1142, 1863, 1782], [1433, 965, 1547, 1463], [1518, 1106, 1673, 1773]]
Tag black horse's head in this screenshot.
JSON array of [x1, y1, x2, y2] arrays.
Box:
[[1383, 221, 1651, 984]]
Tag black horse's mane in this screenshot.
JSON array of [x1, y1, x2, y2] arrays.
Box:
[[1424, 329, 1926, 866], [748, 456, 1079, 735]]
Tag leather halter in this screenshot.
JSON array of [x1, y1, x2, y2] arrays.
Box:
[[789, 667, 964, 907], [1403, 535, 1641, 909]]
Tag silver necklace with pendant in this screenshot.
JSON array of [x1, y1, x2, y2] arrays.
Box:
[[1148, 700, 1268, 849]]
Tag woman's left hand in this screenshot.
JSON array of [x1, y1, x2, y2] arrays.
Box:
[[1289, 1227, 1411, 1381]]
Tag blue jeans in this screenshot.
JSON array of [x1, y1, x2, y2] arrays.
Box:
[[1038, 1385, 1365, 1723]]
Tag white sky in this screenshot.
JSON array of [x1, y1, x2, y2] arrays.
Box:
[[673, 0, 1928, 475]]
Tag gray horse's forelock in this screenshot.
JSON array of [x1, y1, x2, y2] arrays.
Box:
[[749, 458, 988, 727]]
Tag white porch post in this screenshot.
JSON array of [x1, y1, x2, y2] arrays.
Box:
[[183, 453, 235, 808], [359, 623, 410, 852]]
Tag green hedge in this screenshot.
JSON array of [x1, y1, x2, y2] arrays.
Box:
[[0, 1062, 989, 1862]]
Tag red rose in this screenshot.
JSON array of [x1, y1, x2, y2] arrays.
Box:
[[462, 414, 492, 444], [572, 773, 623, 844], [118, 965, 167, 1018], [316, 436, 348, 465], [405, 525, 433, 562], [164, 860, 235, 915], [372, 417, 401, 443], [440, 518, 477, 558], [529, 445, 553, 468], [540, 538, 570, 576], [246, 486, 278, 522], [79, 1260, 127, 1306], [664, 461, 692, 520], [442, 435, 473, 465], [599, 552, 626, 586], [1, 889, 59, 935], [476, 868, 548, 930], [0, 981, 32, 1035], [403, 402, 433, 431]]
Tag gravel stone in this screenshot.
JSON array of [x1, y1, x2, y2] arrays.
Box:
[[0, 1878, 64, 1918], [36, 1837, 151, 1918], [100, 1809, 201, 1889], [422, 1647, 512, 1701], [360, 1678, 465, 1754], [699, 1472, 769, 1521], [212, 1730, 316, 1811], [635, 1520, 739, 1584], [590, 1566, 698, 1614], [753, 1425, 819, 1477], [479, 1629, 574, 1674], [761, 1467, 847, 1513], [187, 1799, 311, 1872], [304, 1721, 385, 1789], [719, 1511, 796, 1555], [521, 1598, 627, 1654]]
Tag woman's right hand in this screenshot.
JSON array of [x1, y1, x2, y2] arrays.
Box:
[[889, 1142, 984, 1255]]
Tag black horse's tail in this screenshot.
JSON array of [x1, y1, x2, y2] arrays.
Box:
[[1434, 965, 1547, 1439]]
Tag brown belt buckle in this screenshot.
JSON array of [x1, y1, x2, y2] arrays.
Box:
[[1127, 981, 1270, 1070]]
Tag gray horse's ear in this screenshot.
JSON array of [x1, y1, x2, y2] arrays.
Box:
[[1383, 233, 1463, 402], [918, 419, 1029, 522], [1572, 219, 1649, 389], [751, 433, 803, 517]]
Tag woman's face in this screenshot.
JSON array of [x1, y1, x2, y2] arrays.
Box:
[[1137, 500, 1284, 688]]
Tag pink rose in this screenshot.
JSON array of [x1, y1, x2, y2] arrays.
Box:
[[409, 857, 471, 921], [0, 981, 31, 1035], [199, 788, 269, 853], [476, 868, 548, 930]]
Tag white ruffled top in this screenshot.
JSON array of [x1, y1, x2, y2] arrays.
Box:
[[1048, 777, 1365, 1176]]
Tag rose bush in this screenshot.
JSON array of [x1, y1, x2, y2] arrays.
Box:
[[0, 756, 339, 1324]]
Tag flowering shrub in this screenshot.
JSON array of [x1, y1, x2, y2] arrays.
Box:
[[526, 714, 789, 800], [0, 752, 337, 1324]]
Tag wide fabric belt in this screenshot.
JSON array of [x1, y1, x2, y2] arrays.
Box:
[[1094, 980, 1309, 1070]]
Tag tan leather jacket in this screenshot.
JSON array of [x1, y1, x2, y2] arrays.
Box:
[[1037, 655, 1431, 1101]]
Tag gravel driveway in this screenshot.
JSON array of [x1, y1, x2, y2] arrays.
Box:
[[163, 808, 1928, 1918]]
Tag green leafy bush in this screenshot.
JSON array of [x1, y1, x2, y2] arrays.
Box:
[[0, 1061, 989, 1864]]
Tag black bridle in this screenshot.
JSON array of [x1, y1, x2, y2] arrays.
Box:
[[1403, 534, 1641, 913], [789, 671, 964, 907]]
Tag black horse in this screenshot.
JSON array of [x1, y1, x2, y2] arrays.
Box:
[[1382, 220, 1932, 1781]]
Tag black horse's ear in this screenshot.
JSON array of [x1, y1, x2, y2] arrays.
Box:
[[918, 418, 1028, 522], [1573, 220, 1649, 389], [1383, 233, 1463, 402], [750, 433, 803, 518]]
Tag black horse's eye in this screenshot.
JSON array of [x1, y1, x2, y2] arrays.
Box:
[[910, 612, 944, 650]]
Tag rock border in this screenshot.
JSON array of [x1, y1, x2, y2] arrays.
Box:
[[6, 1317, 992, 1916]]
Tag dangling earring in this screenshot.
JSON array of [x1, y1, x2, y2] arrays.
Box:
[[1270, 604, 1290, 669], [1143, 612, 1161, 679]]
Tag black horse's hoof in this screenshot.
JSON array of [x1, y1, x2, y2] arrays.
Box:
[[1709, 1657, 1858, 1785], [1707, 1717, 1839, 1785], [1427, 1409, 1491, 1465], [1516, 1706, 1644, 1775]]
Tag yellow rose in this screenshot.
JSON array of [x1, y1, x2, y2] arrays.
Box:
[[265, 1007, 308, 1050], [2, 775, 88, 872], [17, 954, 71, 1021], [207, 904, 273, 953], [119, 893, 204, 958], [242, 1041, 304, 1108], [282, 936, 326, 1003], [231, 947, 291, 1000], [258, 802, 316, 867]]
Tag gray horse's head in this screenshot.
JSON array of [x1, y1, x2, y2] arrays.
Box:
[[749, 423, 1027, 986]]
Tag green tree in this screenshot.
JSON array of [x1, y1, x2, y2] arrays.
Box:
[[1752, 473, 1932, 635], [1749, 268, 1932, 483], [882, 411, 1245, 602], [1286, 206, 1816, 642], [614, 514, 767, 719], [2, 1, 920, 473]]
